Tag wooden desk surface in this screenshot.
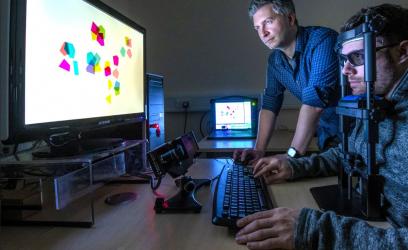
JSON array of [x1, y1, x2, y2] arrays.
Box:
[[198, 130, 318, 153], [0, 159, 387, 250]]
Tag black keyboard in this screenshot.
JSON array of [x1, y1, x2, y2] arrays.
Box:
[[212, 163, 273, 228]]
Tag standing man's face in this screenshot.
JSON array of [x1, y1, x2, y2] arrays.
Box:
[[341, 38, 399, 96], [252, 4, 295, 50]]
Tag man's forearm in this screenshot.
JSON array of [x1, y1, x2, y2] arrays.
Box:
[[291, 104, 322, 154], [255, 109, 277, 151]]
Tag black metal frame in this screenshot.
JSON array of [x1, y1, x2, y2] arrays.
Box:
[[311, 14, 386, 221]]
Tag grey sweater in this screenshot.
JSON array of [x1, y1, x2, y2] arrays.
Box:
[[288, 70, 408, 249]]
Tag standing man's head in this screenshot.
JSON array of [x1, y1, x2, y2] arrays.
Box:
[[249, 0, 298, 51], [339, 4, 408, 97]]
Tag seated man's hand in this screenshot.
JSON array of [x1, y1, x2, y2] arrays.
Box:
[[233, 148, 265, 165], [253, 156, 292, 184], [235, 207, 300, 250]]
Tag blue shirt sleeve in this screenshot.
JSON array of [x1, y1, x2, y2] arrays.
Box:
[[301, 31, 339, 108], [262, 55, 286, 115]]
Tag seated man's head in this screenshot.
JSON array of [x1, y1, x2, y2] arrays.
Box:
[[248, 0, 298, 50], [339, 4, 408, 97]]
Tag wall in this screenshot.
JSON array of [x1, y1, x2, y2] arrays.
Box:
[[101, 0, 408, 141]]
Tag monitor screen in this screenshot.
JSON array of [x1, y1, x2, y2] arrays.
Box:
[[25, 0, 144, 125], [214, 101, 252, 130], [1, 0, 146, 145]]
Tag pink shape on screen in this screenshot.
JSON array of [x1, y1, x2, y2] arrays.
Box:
[[91, 22, 98, 34], [105, 67, 111, 77], [60, 43, 67, 56], [127, 49, 132, 58], [59, 59, 70, 71], [113, 56, 119, 66], [97, 36, 104, 46], [113, 69, 119, 79]]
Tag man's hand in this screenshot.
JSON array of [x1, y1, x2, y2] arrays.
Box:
[[253, 155, 292, 184], [233, 149, 265, 165], [235, 207, 300, 250]]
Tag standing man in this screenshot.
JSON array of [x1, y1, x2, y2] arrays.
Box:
[[236, 4, 408, 249], [235, 0, 339, 163]]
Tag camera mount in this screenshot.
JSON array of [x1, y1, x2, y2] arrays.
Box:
[[148, 131, 210, 213], [154, 176, 210, 213]]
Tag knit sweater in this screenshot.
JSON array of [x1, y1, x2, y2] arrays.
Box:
[[288, 69, 408, 249]]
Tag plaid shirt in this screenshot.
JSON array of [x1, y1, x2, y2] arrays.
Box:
[[262, 26, 340, 149]]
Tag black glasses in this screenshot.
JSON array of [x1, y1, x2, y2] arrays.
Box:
[[339, 43, 398, 67]]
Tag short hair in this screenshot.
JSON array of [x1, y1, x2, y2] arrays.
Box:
[[248, 0, 296, 20], [341, 4, 408, 43]]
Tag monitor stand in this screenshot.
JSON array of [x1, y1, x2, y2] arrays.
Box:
[[154, 176, 211, 213], [33, 138, 124, 158]]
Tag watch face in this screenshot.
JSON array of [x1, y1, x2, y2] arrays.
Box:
[[287, 147, 297, 158]]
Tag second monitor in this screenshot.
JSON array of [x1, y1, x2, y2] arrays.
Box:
[[207, 96, 258, 139]]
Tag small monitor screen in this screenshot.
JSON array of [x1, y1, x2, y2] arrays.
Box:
[[24, 0, 144, 125], [214, 101, 252, 130]]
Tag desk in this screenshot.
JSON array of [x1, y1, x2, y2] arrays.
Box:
[[0, 159, 387, 250], [198, 130, 319, 157]]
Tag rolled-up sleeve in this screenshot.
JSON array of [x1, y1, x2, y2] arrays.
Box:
[[301, 32, 339, 108], [262, 56, 286, 115]]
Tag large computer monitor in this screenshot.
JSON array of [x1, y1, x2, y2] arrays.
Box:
[[0, 0, 146, 154]]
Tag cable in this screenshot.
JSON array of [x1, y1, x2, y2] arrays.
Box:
[[150, 175, 162, 190], [182, 101, 190, 134], [199, 111, 210, 138]]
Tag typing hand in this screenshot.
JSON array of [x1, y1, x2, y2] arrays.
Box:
[[233, 148, 265, 166], [252, 155, 292, 184], [235, 207, 300, 250]]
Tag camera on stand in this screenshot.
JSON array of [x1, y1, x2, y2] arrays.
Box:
[[147, 131, 210, 213]]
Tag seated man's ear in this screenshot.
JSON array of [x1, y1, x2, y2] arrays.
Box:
[[398, 40, 408, 64]]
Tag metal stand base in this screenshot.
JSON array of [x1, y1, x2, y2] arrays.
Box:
[[154, 178, 211, 213], [310, 184, 384, 221]]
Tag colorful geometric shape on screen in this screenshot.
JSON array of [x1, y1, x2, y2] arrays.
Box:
[[104, 61, 111, 76], [104, 66, 111, 77], [97, 35, 105, 46], [86, 52, 102, 74], [114, 81, 120, 95], [73, 61, 79, 75], [125, 36, 132, 48], [64, 42, 75, 58], [91, 22, 105, 46], [120, 47, 126, 57], [91, 22, 98, 34], [113, 55, 119, 66], [106, 94, 112, 104], [86, 64, 95, 74], [108, 79, 113, 89], [59, 59, 70, 71], [87, 52, 97, 65], [113, 69, 119, 79], [60, 43, 67, 56], [95, 63, 102, 72], [127, 49, 132, 58], [59, 42, 75, 58]]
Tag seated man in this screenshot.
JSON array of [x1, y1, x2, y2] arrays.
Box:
[[235, 4, 408, 249]]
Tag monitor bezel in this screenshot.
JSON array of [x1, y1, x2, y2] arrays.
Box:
[[3, 0, 147, 144]]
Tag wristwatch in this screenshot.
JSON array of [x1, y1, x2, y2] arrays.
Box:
[[287, 147, 301, 158]]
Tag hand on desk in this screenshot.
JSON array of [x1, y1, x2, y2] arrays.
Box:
[[233, 149, 265, 165], [235, 207, 300, 250], [253, 155, 292, 184]]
